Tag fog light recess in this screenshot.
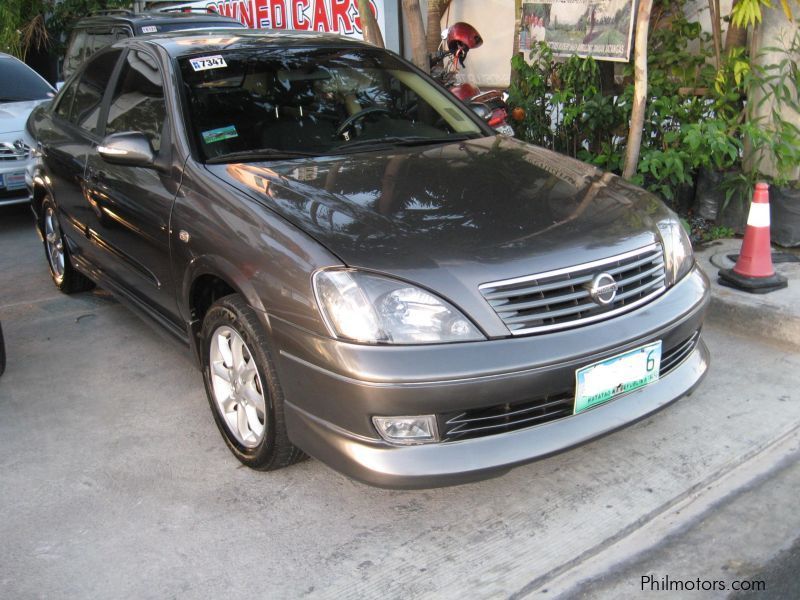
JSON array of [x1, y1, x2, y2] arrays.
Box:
[[372, 415, 439, 445]]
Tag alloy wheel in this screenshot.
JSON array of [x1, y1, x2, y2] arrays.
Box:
[[44, 205, 65, 282], [209, 325, 268, 448]]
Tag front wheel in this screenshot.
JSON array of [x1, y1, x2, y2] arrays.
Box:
[[201, 294, 304, 470]]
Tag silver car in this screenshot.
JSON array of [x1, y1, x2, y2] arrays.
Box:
[[0, 53, 55, 206]]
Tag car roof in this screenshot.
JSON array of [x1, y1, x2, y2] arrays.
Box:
[[73, 10, 241, 29], [133, 29, 374, 58]]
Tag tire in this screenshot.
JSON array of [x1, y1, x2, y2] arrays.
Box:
[[201, 294, 304, 470], [41, 197, 94, 294]]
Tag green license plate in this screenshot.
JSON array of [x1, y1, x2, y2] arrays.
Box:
[[574, 341, 662, 414]]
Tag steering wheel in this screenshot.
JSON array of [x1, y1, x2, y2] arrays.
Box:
[[334, 107, 393, 138]]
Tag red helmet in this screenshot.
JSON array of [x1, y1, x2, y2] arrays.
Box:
[[446, 22, 483, 53]]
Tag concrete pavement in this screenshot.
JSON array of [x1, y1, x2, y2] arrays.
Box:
[[1, 205, 799, 599]]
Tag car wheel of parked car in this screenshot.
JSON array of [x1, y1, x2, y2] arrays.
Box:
[[41, 197, 94, 294], [201, 294, 305, 470]]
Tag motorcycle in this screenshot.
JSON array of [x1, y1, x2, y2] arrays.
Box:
[[430, 22, 514, 136]]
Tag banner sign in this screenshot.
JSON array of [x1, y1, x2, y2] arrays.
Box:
[[518, 0, 636, 62], [162, 0, 385, 40]]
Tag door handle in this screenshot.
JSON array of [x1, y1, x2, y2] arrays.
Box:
[[87, 168, 106, 183]]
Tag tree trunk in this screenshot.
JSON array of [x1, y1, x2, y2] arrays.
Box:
[[357, 0, 385, 48], [426, 0, 452, 54], [510, 0, 522, 85], [622, 0, 654, 180], [724, 0, 748, 52], [402, 0, 429, 72], [707, 0, 722, 69]]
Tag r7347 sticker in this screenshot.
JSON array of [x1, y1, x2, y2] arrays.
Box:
[[189, 55, 227, 72]]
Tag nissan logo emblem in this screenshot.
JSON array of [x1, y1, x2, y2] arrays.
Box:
[[587, 273, 618, 305]]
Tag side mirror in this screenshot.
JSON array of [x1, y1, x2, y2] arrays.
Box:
[[97, 132, 155, 168], [468, 102, 491, 120]]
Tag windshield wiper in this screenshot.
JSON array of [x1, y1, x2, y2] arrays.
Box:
[[206, 148, 321, 164], [334, 134, 478, 152]]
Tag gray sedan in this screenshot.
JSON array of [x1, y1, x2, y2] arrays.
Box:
[[26, 31, 709, 488]]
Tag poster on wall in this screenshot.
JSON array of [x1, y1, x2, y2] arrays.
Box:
[[160, 0, 385, 40], [518, 0, 636, 62]]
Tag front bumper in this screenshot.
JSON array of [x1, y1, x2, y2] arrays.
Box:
[[272, 265, 710, 488], [0, 156, 33, 206]]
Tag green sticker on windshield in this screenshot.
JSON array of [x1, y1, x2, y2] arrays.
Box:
[[202, 125, 238, 144]]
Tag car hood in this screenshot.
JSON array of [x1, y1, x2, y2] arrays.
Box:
[[0, 99, 47, 135], [207, 136, 672, 293]]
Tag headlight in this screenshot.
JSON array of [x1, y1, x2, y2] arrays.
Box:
[[313, 269, 485, 344], [658, 219, 694, 285]]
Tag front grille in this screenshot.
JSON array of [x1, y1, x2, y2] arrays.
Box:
[[440, 329, 701, 442], [660, 329, 701, 374], [0, 142, 28, 161], [480, 243, 666, 335]]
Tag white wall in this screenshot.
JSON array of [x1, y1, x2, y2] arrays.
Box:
[[443, 0, 516, 88]]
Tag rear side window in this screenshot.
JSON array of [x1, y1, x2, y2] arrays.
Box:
[[70, 49, 123, 133], [105, 51, 166, 152]]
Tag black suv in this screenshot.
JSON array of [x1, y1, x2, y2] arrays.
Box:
[[61, 9, 242, 81], [26, 31, 709, 488]]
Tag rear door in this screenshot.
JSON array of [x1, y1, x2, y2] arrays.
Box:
[[84, 48, 181, 323], [38, 48, 122, 262]]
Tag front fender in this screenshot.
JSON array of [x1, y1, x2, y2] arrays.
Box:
[[180, 254, 273, 365]]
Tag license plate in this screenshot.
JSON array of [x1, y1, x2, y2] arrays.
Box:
[[495, 124, 515, 136], [574, 341, 662, 414], [0, 172, 26, 190]]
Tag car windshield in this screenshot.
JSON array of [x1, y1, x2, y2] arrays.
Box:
[[0, 56, 54, 102], [178, 46, 484, 162]]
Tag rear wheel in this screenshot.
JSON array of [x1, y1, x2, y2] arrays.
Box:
[[201, 294, 304, 470], [41, 197, 94, 293]]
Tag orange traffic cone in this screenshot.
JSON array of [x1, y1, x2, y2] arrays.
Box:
[[718, 182, 788, 294]]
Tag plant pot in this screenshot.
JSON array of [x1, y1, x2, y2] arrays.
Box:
[[770, 186, 800, 247], [695, 168, 732, 221], [717, 196, 748, 235], [671, 180, 696, 215]]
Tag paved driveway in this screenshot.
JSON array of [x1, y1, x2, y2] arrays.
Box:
[[1, 204, 798, 599]]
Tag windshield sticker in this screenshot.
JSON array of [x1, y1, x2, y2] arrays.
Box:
[[202, 125, 238, 144], [190, 55, 227, 72], [141, 25, 158, 34]]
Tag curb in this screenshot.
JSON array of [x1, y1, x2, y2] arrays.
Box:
[[516, 424, 800, 598], [695, 240, 800, 351]]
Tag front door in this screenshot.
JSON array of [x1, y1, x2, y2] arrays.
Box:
[[84, 49, 180, 324]]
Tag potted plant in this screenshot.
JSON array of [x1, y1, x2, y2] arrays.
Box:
[[744, 30, 800, 246]]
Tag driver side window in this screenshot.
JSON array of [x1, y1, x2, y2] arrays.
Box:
[[106, 50, 166, 153]]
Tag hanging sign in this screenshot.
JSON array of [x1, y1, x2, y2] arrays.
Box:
[[161, 0, 385, 40], [519, 0, 636, 62]]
